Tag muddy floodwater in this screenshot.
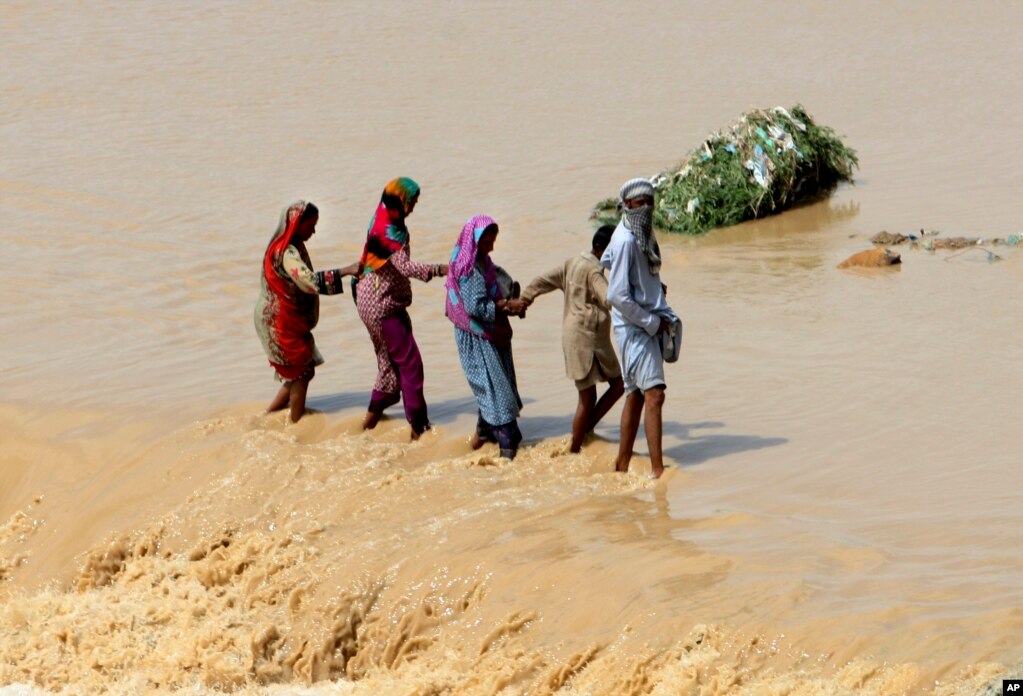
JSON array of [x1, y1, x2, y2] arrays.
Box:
[[2, 2, 1022, 694]]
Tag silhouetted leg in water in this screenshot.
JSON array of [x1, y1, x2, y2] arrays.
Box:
[[266, 382, 291, 414], [288, 378, 309, 423], [615, 390, 644, 472], [265, 376, 312, 423], [571, 376, 624, 453], [643, 386, 665, 479], [471, 413, 521, 459], [614, 383, 665, 478], [362, 390, 400, 430]]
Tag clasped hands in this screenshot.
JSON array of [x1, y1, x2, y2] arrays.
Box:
[[498, 297, 530, 318]]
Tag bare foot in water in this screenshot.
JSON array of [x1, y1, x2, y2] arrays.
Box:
[[649, 464, 665, 480], [470, 432, 484, 450], [410, 424, 431, 441], [362, 410, 382, 430]]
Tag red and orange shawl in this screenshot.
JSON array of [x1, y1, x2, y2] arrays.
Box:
[[257, 200, 320, 381]]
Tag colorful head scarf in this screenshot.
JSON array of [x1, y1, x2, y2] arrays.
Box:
[[445, 215, 509, 344], [259, 200, 319, 379], [358, 177, 421, 276], [619, 177, 661, 274]]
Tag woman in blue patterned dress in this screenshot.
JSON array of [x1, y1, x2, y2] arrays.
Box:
[[444, 215, 526, 459]]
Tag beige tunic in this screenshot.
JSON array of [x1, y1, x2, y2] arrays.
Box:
[[521, 251, 621, 381]]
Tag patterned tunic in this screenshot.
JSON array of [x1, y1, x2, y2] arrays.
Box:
[[254, 244, 346, 381], [454, 266, 522, 426], [355, 245, 435, 393]]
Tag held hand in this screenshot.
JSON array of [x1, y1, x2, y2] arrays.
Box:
[[510, 297, 531, 317], [500, 298, 528, 317], [436, 263, 449, 277], [656, 317, 670, 335]]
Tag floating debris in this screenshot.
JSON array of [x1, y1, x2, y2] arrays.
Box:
[[926, 237, 982, 250], [593, 105, 858, 235], [869, 229, 1020, 255], [870, 231, 909, 246]]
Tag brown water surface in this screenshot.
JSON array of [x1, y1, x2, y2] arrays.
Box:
[[2, 2, 1022, 694]]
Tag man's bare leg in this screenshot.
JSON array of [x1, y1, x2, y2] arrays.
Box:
[[266, 382, 291, 414], [615, 390, 644, 472], [289, 378, 310, 423], [643, 385, 665, 478], [571, 386, 597, 453], [589, 376, 624, 432]]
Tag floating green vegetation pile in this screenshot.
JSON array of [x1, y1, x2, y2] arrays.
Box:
[[594, 105, 858, 235]]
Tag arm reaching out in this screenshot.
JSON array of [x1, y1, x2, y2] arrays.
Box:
[[283, 246, 352, 296], [520, 263, 565, 304]]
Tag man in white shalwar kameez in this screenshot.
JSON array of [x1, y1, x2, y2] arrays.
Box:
[[600, 177, 677, 478]]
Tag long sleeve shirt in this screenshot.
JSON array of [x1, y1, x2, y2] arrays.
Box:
[[355, 245, 435, 319], [282, 245, 346, 296], [600, 222, 672, 335], [461, 266, 498, 325], [521, 251, 619, 380]]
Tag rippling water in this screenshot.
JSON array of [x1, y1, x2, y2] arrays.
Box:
[[2, 2, 1023, 694]]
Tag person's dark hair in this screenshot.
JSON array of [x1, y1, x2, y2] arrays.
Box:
[[592, 224, 615, 251], [300, 202, 319, 221]]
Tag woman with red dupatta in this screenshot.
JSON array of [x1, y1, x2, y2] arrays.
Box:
[[254, 200, 359, 422], [354, 177, 448, 439]]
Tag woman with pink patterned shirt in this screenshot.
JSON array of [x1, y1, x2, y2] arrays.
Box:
[[354, 178, 447, 439]]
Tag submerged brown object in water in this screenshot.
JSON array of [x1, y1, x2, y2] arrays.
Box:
[[838, 247, 902, 268], [870, 231, 909, 245]]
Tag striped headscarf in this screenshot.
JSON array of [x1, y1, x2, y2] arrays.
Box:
[[358, 177, 421, 276], [619, 177, 661, 274]]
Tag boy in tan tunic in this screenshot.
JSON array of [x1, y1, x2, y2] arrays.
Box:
[[515, 226, 625, 452]]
